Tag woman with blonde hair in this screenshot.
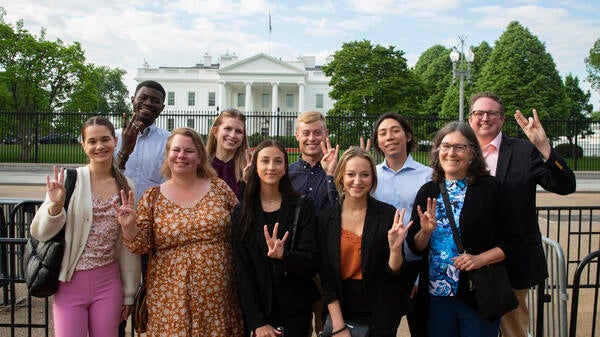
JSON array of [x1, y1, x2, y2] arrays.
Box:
[[318, 146, 412, 337], [118, 127, 244, 336], [206, 108, 250, 198]]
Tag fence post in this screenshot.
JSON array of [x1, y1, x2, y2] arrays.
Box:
[[573, 119, 578, 171]]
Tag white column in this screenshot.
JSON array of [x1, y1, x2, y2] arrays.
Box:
[[271, 82, 279, 114], [245, 82, 252, 113], [271, 82, 279, 136], [218, 82, 226, 110], [298, 82, 305, 113]]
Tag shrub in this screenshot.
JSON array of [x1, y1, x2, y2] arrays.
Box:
[[554, 143, 583, 158]]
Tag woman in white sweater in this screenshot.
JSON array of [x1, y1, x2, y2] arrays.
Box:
[[30, 116, 141, 337]]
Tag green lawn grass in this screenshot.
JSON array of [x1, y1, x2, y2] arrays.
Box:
[[1, 145, 598, 171]]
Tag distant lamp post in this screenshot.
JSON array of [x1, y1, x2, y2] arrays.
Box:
[[450, 36, 474, 122]]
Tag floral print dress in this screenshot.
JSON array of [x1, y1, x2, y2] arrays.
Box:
[[125, 178, 244, 337]]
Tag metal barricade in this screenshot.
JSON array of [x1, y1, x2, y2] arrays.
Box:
[[527, 236, 569, 337], [569, 250, 600, 337]]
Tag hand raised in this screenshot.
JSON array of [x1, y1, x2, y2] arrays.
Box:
[[514, 109, 551, 158], [113, 190, 136, 231], [320, 138, 339, 175], [263, 223, 289, 260], [46, 166, 66, 207], [417, 197, 437, 234], [359, 137, 371, 152], [242, 148, 253, 183], [120, 115, 142, 155], [388, 208, 412, 252]]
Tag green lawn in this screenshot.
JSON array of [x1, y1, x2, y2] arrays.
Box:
[[1, 145, 598, 171]]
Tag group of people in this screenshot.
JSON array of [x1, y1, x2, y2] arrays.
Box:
[[30, 80, 576, 337]]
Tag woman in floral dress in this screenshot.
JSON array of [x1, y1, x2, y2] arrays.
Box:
[[118, 127, 244, 337]]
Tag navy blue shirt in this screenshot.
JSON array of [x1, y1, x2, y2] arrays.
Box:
[[289, 156, 338, 213]]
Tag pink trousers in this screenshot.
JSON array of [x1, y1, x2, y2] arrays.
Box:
[[53, 263, 123, 337]]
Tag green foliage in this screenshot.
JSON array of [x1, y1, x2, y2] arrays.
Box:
[[474, 21, 567, 139], [413, 45, 454, 117], [585, 38, 600, 93], [561, 74, 594, 143]]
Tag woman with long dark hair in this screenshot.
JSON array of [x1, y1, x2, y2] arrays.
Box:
[[232, 139, 320, 337]]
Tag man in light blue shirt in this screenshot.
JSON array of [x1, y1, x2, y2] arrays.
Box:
[[115, 80, 170, 201], [371, 112, 431, 337]]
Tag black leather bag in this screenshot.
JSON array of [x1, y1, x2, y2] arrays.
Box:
[[24, 168, 77, 298], [319, 314, 369, 337], [439, 182, 518, 320]]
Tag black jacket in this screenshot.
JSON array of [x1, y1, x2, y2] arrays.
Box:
[[318, 196, 411, 336], [495, 135, 575, 288], [232, 195, 320, 332]]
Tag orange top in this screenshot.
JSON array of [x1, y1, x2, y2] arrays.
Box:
[[340, 228, 362, 280]]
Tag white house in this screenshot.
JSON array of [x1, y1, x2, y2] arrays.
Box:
[[134, 53, 334, 136]]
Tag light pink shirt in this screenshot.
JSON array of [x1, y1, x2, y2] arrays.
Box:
[[482, 132, 503, 176]]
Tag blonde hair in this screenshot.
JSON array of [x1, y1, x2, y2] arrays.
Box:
[[161, 128, 217, 179], [296, 110, 326, 130], [205, 109, 249, 182], [333, 146, 378, 203]]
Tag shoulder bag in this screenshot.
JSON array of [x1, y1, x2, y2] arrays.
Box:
[[319, 313, 369, 337], [439, 182, 518, 320], [24, 168, 77, 298], [133, 185, 160, 335]]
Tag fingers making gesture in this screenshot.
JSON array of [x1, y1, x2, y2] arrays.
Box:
[[320, 138, 339, 176], [263, 223, 289, 260], [242, 149, 253, 183], [113, 189, 137, 240], [46, 166, 67, 216], [359, 137, 372, 152], [417, 197, 437, 234], [514, 109, 551, 159], [388, 208, 412, 252]]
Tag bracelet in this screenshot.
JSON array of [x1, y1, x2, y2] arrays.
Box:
[[331, 325, 348, 336]]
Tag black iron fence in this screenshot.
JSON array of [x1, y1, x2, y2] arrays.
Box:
[[0, 198, 599, 336], [1, 111, 599, 170]]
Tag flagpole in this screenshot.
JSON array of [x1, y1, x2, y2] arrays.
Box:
[[268, 10, 272, 56]]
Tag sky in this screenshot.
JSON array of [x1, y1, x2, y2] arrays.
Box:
[[2, 0, 600, 111]]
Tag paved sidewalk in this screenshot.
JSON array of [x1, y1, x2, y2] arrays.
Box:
[[1, 163, 599, 192]]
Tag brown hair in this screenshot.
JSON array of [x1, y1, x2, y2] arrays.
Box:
[[296, 110, 327, 130], [161, 128, 217, 179], [81, 116, 131, 202], [469, 91, 505, 115], [205, 109, 249, 182], [333, 146, 378, 203], [429, 122, 489, 184]]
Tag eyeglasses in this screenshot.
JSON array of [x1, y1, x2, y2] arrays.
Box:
[[471, 110, 501, 119], [439, 142, 469, 154]]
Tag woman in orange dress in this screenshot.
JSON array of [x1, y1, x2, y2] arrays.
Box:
[[118, 127, 244, 337]]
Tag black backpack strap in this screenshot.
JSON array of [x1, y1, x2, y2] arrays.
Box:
[[289, 195, 305, 250], [63, 168, 77, 212]]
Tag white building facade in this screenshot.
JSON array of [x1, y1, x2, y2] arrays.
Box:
[[134, 53, 334, 136]]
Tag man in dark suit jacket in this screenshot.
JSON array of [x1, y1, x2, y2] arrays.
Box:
[[467, 92, 576, 337]]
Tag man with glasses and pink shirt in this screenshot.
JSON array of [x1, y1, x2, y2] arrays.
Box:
[[467, 92, 576, 337]]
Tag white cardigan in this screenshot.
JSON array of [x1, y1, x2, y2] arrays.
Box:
[[30, 166, 141, 305]]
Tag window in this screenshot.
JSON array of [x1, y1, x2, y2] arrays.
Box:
[[188, 92, 195, 106], [285, 94, 293, 108], [187, 118, 195, 128], [208, 92, 216, 106], [262, 93, 270, 108], [316, 94, 323, 108], [167, 118, 174, 131], [167, 92, 175, 106], [238, 93, 245, 107]]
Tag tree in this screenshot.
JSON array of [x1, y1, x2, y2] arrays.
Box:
[[0, 11, 87, 160], [413, 44, 454, 117], [64, 65, 130, 113], [323, 40, 425, 146], [474, 21, 567, 139], [585, 38, 600, 94], [562, 74, 594, 147]]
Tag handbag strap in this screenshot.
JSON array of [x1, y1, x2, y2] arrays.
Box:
[[63, 168, 77, 213], [438, 182, 465, 253], [289, 194, 305, 250], [147, 185, 161, 271]]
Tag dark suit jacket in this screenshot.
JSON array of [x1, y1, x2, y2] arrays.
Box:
[[318, 196, 411, 336], [494, 135, 576, 288], [231, 195, 320, 332], [407, 176, 524, 298]]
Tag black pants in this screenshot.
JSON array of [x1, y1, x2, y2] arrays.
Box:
[[401, 260, 428, 337]]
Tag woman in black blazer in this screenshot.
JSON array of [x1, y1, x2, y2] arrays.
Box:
[[406, 122, 523, 337], [318, 147, 412, 337], [232, 140, 319, 337]]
